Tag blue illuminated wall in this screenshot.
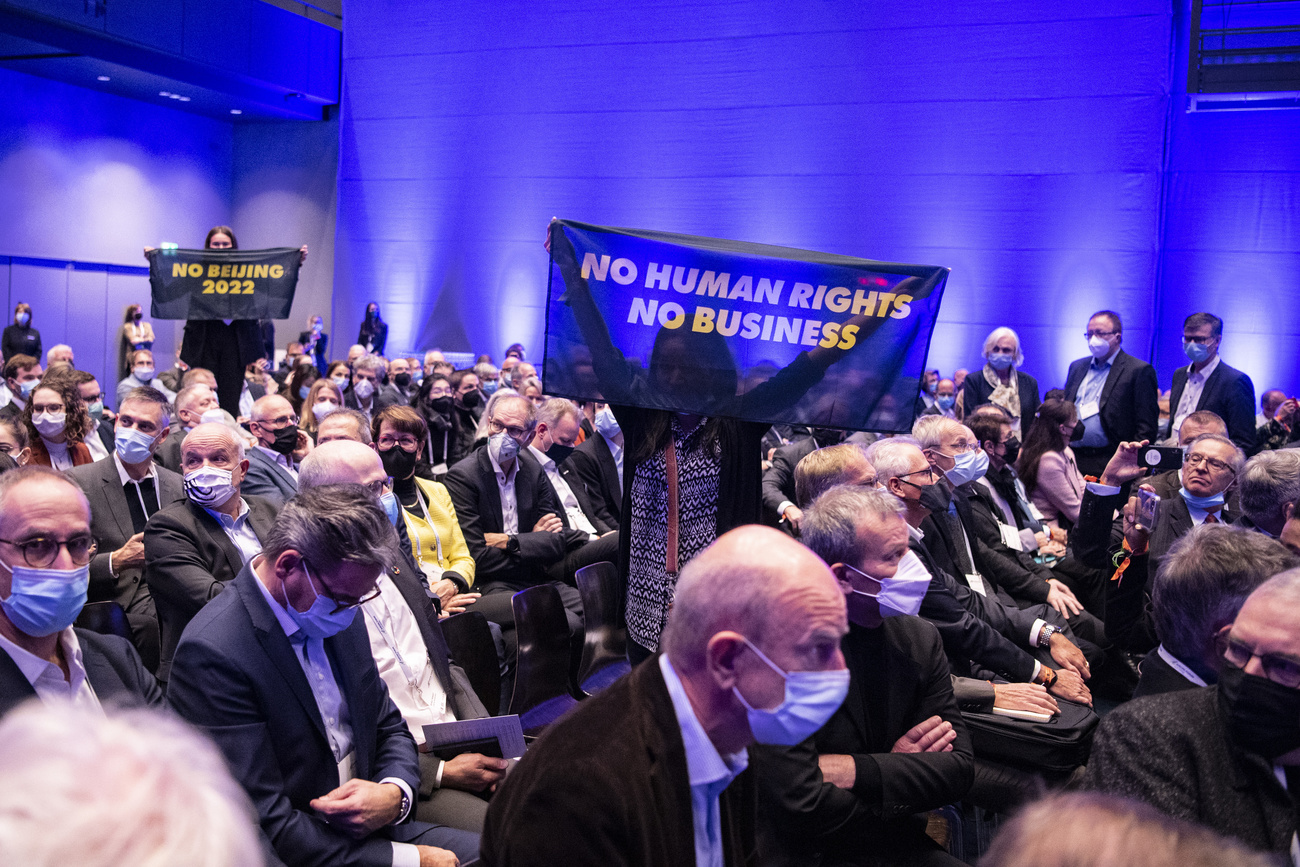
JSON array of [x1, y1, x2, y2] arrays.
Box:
[[337, 0, 1295, 396]]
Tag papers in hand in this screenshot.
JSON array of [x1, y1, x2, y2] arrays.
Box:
[[422, 715, 527, 761]]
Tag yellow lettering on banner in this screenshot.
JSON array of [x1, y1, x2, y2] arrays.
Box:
[[838, 325, 860, 350], [692, 306, 716, 333], [220, 264, 232, 278], [824, 287, 851, 313], [875, 293, 896, 317], [819, 322, 841, 348], [253, 264, 269, 279], [189, 263, 204, 277], [233, 264, 247, 278], [172, 263, 188, 277], [658, 302, 685, 329], [851, 289, 877, 316], [890, 295, 913, 319], [201, 280, 215, 294], [270, 265, 284, 279], [208, 264, 220, 278]]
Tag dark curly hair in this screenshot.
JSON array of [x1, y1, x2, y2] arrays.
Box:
[[22, 373, 89, 446]]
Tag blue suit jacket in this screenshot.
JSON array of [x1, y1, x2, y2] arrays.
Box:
[[1169, 359, 1256, 454], [167, 564, 429, 867], [242, 448, 299, 508]]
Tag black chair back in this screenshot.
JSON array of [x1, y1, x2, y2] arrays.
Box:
[[574, 561, 630, 695], [509, 584, 579, 736], [74, 601, 133, 643], [440, 611, 502, 716]]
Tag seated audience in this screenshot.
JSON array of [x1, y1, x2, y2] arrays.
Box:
[[156, 383, 222, 471], [0, 466, 163, 715], [344, 354, 399, 423], [66, 386, 182, 672], [922, 378, 958, 419], [300, 377, 344, 441], [1167, 312, 1256, 454], [413, 373, 459, 473], [1016, 398, 1085, 529], [962, 327, 1041, 435], [143, 422, 279, 683], [1143, 409, 1229, 499], [45, 343, 74, 368], [0, 702, 262, 867], [472, 360, 499, 395], [283, 362, 318, 419], [1237, 449, 1300, 536], [316, 406, 371, 446], [168, 484, 478, 865], [515, 376, 544, 407], [0, 415, 30, 466], [761, 427, 845, 534], [448, 369, 483, 454], [528, 398, 620, 547], [753, 485, 972, 867], [481, 525, 849, 866], [116, 349, 176, 407], [388, 356, 417, 403], [67, 369, 113, 460], [299, 441, 503, 833], [0, 354, 41, 421], [980, 791, 1275, 867], [156, 345, 188, 393], [23, 376, 94, 470], [374, 406, 479, 616], [243, 394, 314, 507], [1136, 524, 1296, 697], [1256, 393, 1300, 452], [569, 401, 624, 528], [1085, 568, 1300, 858]]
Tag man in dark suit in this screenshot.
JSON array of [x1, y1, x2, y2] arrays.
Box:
[[482, 525, 848, 867], [761, 429, 844, 535], [144, 422, 279, 684], [1063, 309, 1160, 479], [65, 386, 184, 673], [167, 485, 477, 866], [0, 354, 40, 422], [1167, 312, 1256, 454], [344, 355, 400, 424], [753, 486, 972, 866], [155, 383, 222, 472], [569, 402, 624, 529], [1085, 570, 1300, 859], [0, 465, 164, 715], [300, 441, 505, 833], [243, 394, 314, 507], [443, 394, 590, 648]]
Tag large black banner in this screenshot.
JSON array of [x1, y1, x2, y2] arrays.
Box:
[[544, 220, 949, 432], [147, 247, 301, 320]]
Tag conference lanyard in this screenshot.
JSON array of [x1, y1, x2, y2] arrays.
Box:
[[409, 488, 445, 566], [1155, 644, 1207, 687], [362, 598, 440, 712]]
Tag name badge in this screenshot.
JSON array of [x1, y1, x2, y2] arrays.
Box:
[[337, 750, 355, 787], [999, 522, 1024, 552], [1077, 400, 1100, 420], [966, 573, 987, 596]]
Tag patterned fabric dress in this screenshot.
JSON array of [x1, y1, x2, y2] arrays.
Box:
[[625, 416, 720, 652]]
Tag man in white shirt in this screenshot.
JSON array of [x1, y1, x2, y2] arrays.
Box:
[[299, 441, 507, 833], [0, 466, 162, 715]]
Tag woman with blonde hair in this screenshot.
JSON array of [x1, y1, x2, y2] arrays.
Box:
[[962, 326, 1040, 434]]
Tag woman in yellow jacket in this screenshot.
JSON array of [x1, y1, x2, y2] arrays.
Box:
[[373, 405, 478, 614]]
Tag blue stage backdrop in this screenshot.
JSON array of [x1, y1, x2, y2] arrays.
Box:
[[336, 0, 1298, 399]]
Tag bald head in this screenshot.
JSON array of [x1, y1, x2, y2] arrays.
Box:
[[299, 440, 386, 490], [179, 423, 246, 504], [252, 394, 292, 422], [662, 525, 845, 673]]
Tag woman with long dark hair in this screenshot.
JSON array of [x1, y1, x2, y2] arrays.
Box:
[[1017, 397, 1086, 530], [358, 301, 388, 356]]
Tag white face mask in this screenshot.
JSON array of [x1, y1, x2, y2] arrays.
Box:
[[199, 408, 225, 425], [353, 378, 375, 401], [1087, 335, 1112, 359], [134, 366, 155, 381], [32, 412, 67, 438], [845, 551, 932, 619], [312, 400, 339, 421], [183, 466, 237, 508]]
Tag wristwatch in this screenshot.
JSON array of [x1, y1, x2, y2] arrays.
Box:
[[1037, 624, 1059, 649]]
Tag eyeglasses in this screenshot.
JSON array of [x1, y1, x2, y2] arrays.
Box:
[[1219, 634, 1300, 689], [899, 466, 940, 484], [1184, 335, 1216, 346], [1084, 329, 1118, 339], [377, 434, 420, 452], [364, 476, 394, 496], [1184, 452, 1235, 475], [0, 534, 98, 567], [254, 415, 299, 429], [304, 562, 382, 615], [487, 419, 529, 439]]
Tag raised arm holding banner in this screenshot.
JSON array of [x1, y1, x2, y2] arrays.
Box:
[[544, 219, 949, 432]]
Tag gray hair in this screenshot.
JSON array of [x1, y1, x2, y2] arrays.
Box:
[[474, 389, 520, 440], [793, 442, 872, 508], [263, 484, 395, 573], [317, 408, 372, 445], [1239, 450, 1300, 530], [489, 393, 536, 432], [535, 397, 580, 430], [182, 422, 245, 461], [864, 437, 924, 485], [802, 486, 904, 567], [121, 386, 172, 428], [1152, 524, 1297, 662], [982, 326, 1024, 366], [174, 384, 211, 416], [515, 375, 543, 397], [911, 414, 965, 449], [297, 441, 377, 491], [1186, 432, 1246, 476], [353, 354, 387, 376], [472, 361, 498, 381], [0, 703, 263, 867], [1250, 566, 1300, 610]]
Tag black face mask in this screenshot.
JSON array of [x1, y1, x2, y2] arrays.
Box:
[[379, 445, 418, 480], [459, 390, 481, 410], [913, 480, 951, 513], [1002, 437, 1021, 466], [811, 427, 843, 448], [427, 395, 453, 415], [268, 424, 299, 457], [1069, 421, 1085, 442], [1218, 666, 1300, 760], [394, 373, 412, 389], [133, 312, 142, 322], [545, 442, 575, 465]]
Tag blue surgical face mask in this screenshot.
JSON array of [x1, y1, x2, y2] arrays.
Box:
[[844, 551, 932, 619], [285, 562, 359, 640], [17, 380, 37, 398], [298, 384, 311, 400], [594, 405, 621, 438], [330, 375, 348, 389], [1184, 340, 1212, 364], [1, 561, 89, 637], [946, 448, 989, 486], [1180, 486, 1226, 512], [380, 490, 402, 527], [489, 431, 521, 465], [732, 636, 850, 746], [987, 351, 1015, 371], [134, 366, 155, 382], [936, 395, 955, 411], [115, 426, 157, 464], [481, 380, 499, 396]]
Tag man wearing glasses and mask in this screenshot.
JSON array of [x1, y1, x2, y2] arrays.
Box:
[[244, 394, 315, 508], [1086, 568, 1300, 859], [168, 484, 478, 867], [0, 466, 162, 715]]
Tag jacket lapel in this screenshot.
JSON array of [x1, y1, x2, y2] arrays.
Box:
[[326, 625, 374, 780], [192, 502, 248, 580], [478, 449, 503, 532], [156, 464, 187, 507], [97, 461, 136, 542], [1098, 350, 1128, 410], [0, 649, 37, 717]]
